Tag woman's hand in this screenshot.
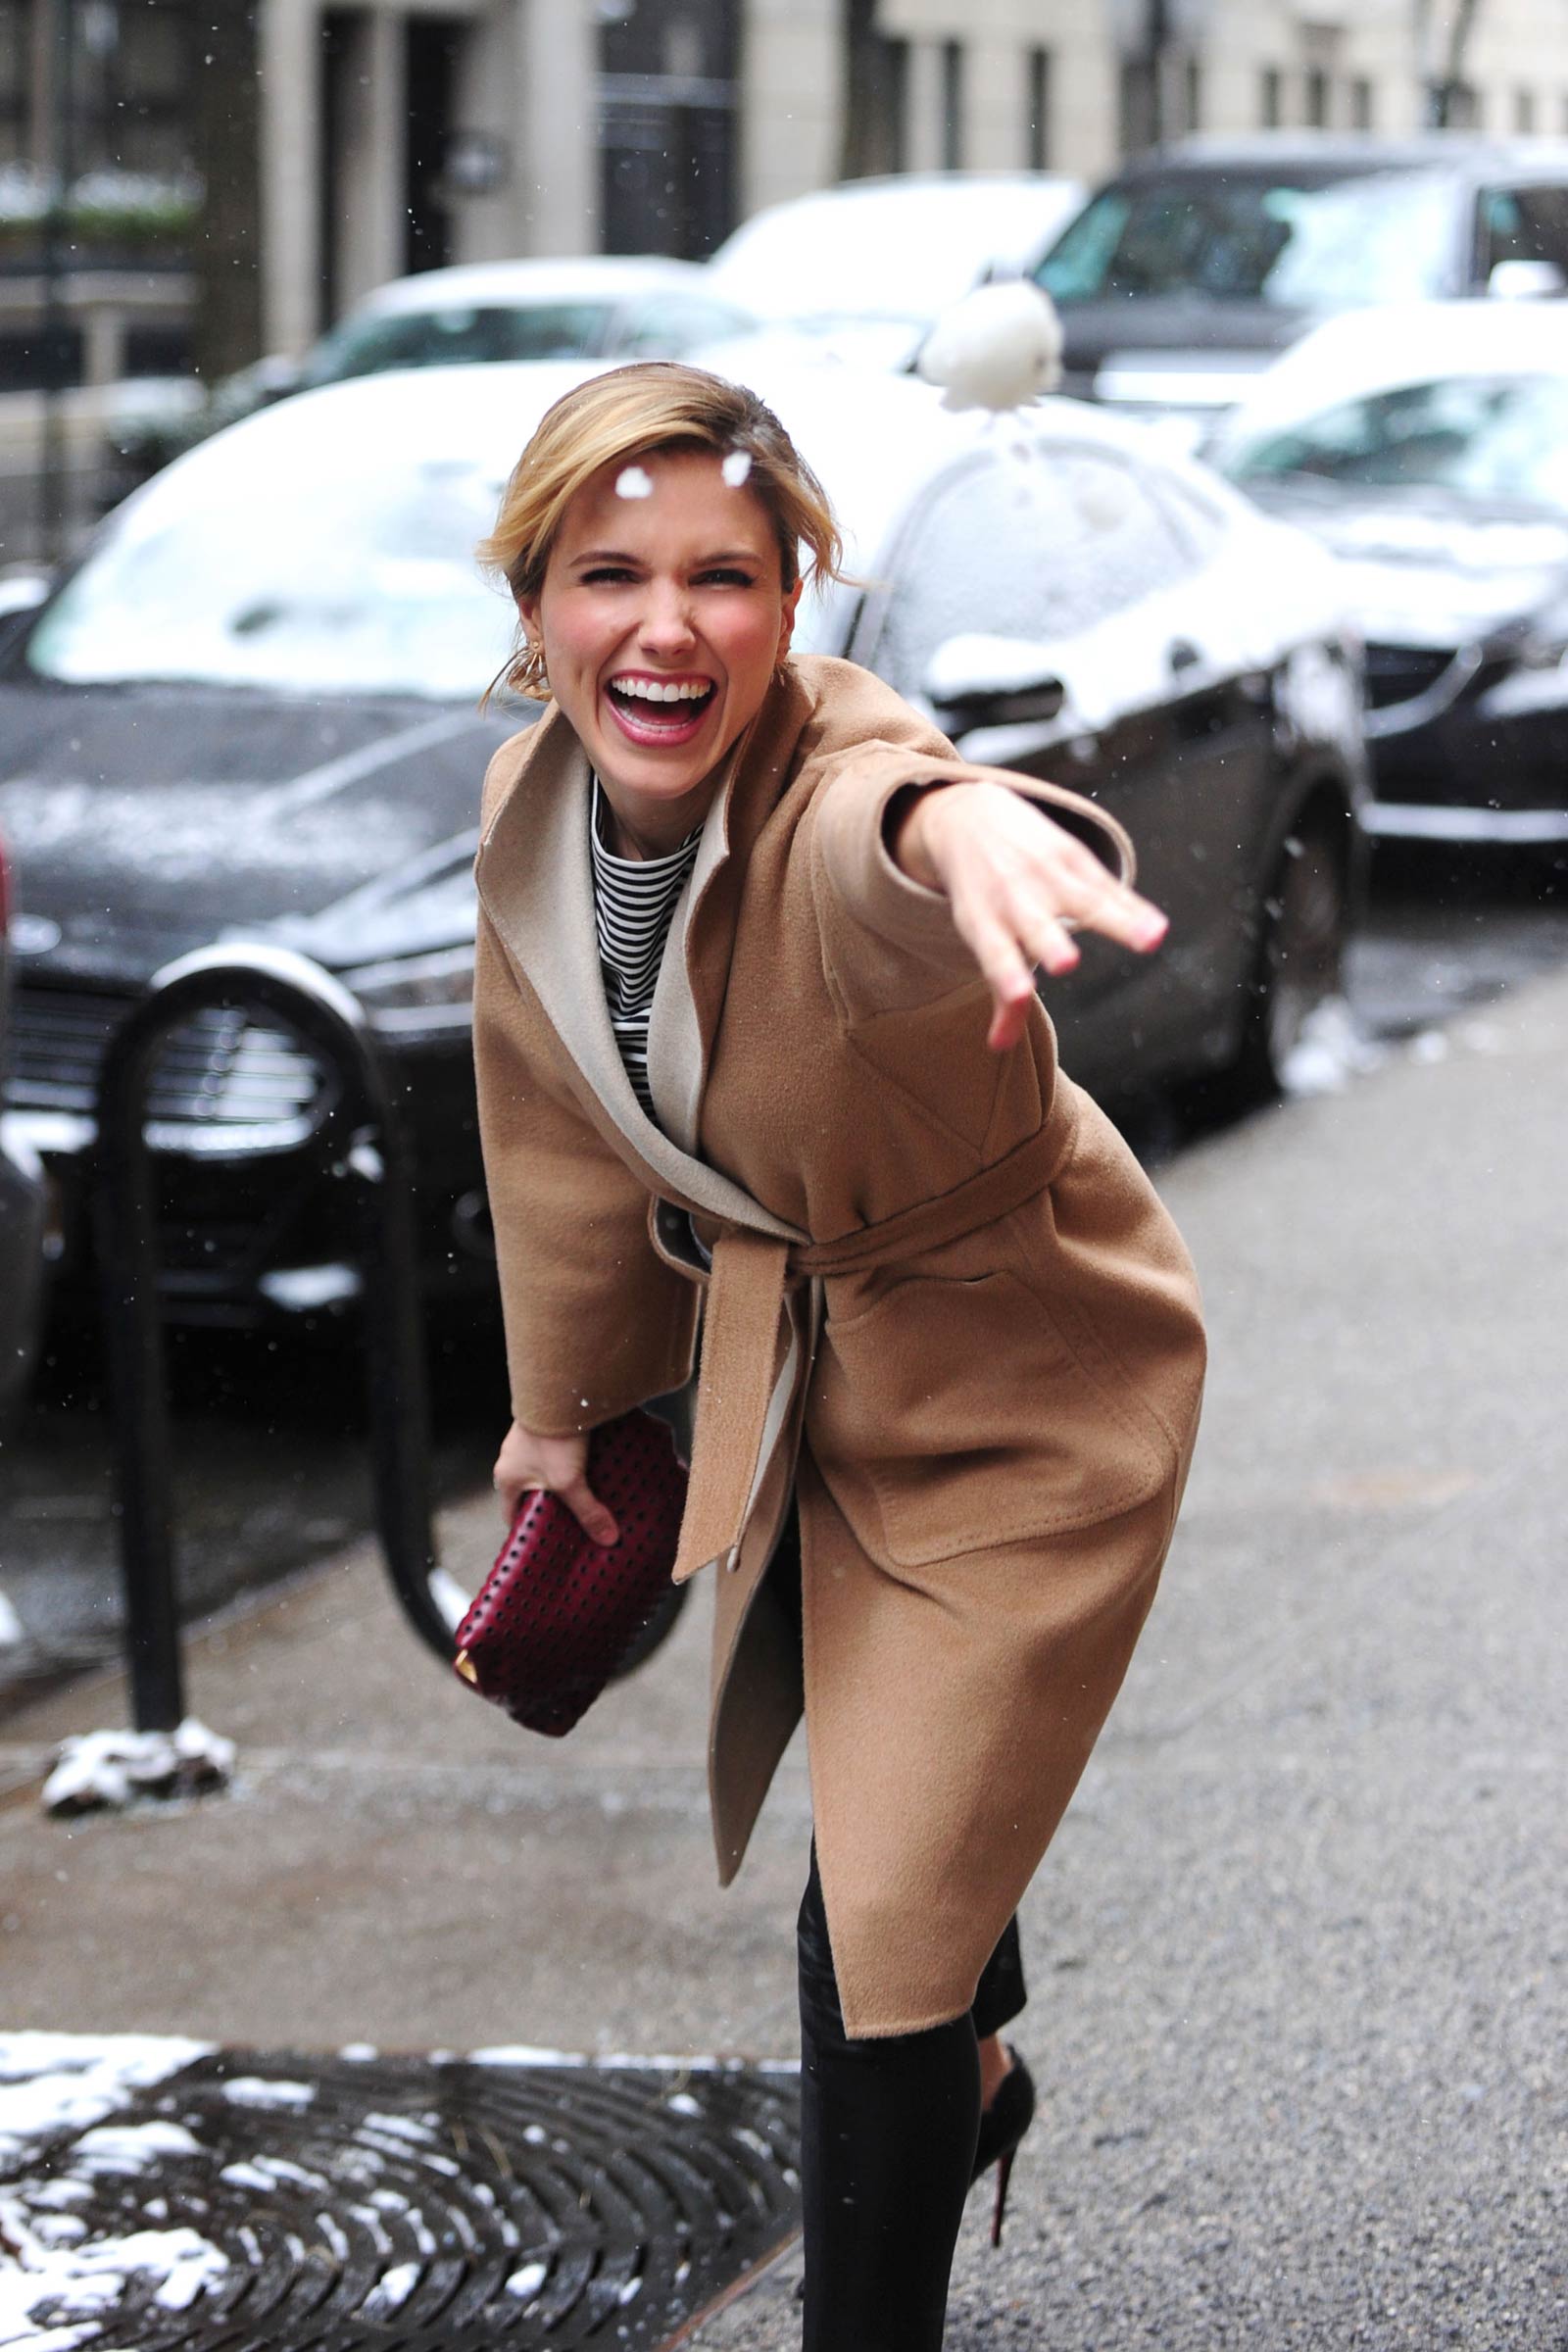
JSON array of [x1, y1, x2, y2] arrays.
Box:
[[493, 1419, 620, 1547], [893, 781, 1169, 1054]]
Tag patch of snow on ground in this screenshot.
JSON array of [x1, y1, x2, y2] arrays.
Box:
[[0, 1589, 24, 1645], [425, 1566, 472, 1633], [217, 2160, 274, 2193], [506, 2259, 548, 2299], [219, 2077, 315, 2110], [0, 2197, 227, 2340], [72, 2120, 204, 2176], [665, 2092, 702, 2117], [358, 2261, 422, 2320], [1280, 998, 1385, 1098], [41, 1720, 235, 1816], [0, 2034, 213, 2167]]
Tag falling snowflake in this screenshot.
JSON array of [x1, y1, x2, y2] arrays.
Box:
[[720, 450, 754, 488], [615, 466, 655, 500]]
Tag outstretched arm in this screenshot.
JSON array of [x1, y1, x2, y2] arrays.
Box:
[[808, 736, 1162, 1033], [888, 779, 1167, 1052]]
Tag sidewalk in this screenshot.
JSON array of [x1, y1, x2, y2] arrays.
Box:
[[3, 967, 1566, 2348]]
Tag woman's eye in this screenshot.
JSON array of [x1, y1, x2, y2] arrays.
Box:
[[699, 567, 757, 588], [581, 565, 637, 584]]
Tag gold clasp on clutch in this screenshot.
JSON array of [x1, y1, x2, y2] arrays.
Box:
[[454, 1649, 478, 1686]]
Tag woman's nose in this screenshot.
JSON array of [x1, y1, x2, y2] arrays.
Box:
[[637, 581, 698, 655]]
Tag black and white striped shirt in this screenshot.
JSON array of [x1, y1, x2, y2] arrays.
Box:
[[588, 775, 702, 1122]]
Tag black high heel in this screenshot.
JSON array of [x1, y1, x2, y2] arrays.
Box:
[[970, 2045, 1035, 2246]]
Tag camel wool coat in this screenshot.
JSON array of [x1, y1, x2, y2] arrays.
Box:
[[472, 653, 1205, 2038]]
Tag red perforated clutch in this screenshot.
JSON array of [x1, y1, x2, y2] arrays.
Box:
[[452, 1407, 689, 1737]]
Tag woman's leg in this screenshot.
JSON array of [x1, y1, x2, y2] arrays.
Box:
[[797, 1846, 981, 2352]]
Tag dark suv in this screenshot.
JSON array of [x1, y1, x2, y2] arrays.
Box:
[[1034, 134, 1568, 423]]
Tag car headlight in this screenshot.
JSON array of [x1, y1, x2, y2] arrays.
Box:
[[340, 942, 475, 1037]]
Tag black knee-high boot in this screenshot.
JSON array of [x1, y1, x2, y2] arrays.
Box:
[[796, 1848, 982, 2352]]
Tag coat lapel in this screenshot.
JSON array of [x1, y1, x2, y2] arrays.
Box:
[[473, 699, 799, 1242]]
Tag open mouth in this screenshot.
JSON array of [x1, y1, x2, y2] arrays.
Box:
[[604, 675, 718, 746]]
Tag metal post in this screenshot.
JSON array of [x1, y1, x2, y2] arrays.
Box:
[[93, 944, 450, 1731], [37, 0, 76, 565]]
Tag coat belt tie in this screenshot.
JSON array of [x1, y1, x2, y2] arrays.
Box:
[[668, 1091, 1081, 1585]]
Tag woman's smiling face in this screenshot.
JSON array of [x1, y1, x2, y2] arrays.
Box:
[[518, 447, 801, 853]]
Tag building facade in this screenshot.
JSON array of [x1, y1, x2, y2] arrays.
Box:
[[5, 0, 1568, 379]]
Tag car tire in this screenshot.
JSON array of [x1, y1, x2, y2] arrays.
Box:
[[1240, 812, 1350, 1097]]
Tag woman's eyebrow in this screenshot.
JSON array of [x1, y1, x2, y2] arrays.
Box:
[[566, 546, 764, 567]]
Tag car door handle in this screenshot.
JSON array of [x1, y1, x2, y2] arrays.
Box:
[[1167, 637, 1202, 673]]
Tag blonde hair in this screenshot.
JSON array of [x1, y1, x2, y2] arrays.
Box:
[[477, 363, 846, 701]]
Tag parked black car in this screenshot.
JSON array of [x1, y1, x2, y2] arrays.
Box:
[[1207, 301, 1568, 852], [0, 355, 1367, 1331], [0, 827, 49, 1418], [1033, 134, 1568, 427]]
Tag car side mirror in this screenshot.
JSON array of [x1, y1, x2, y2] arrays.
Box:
[[923, 633, 1067, 734], [1488, 257, 1566, 300]]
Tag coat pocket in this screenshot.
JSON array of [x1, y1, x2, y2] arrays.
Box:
[[811, 1269, 1172, 1568]]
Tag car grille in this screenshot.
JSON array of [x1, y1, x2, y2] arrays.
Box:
[[1362, 644, 1457, 710], [7, 985, 333, 1152]]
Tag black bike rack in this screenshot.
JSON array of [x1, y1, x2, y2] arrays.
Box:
[[93, 944, 460, 1732]]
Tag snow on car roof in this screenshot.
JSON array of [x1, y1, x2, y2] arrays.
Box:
[[357, 254, 723, 318], [1208, 300, 1568, 460], [708, 173, 1086, 323]]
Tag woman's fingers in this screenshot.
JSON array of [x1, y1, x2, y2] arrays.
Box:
[[949, 895, 1057, 1053], [493, 1422, 620, 1546], [497, 1469, 620, 1548], [559, 1476, 620, 1549]]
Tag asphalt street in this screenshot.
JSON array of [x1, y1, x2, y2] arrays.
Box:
[[0, 885, 1563, 2348]]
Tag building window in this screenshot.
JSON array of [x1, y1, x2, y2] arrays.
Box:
[[1260, 66, 1283, 127], [1349, 76, 1373, 129], [1184, 56, 1201, 132], [0, 0, 31, 165], [1304, 66, 1329, 127], [940, 38, 963, 170], [1515, 86, 1537, 133], [1025, 43, 1051, 170], [885, 37, 909, 172]]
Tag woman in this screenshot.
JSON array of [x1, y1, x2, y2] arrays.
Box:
[[472, 364, 1205, 2347]]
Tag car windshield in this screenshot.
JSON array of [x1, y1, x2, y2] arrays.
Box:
[[1224, 372, 1568, 514], [27, 449, 514, 697], [305, 301, 616, 381], [1036, 171, 1453, 308]]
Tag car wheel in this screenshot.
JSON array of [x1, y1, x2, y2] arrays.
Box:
[[1244, 815, 1350, 1095]]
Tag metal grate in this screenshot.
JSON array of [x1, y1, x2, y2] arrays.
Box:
[[7, 2049, 802, 2349], [8, 987, 332, 1150]]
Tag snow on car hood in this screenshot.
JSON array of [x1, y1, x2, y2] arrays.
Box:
[[0, 681, 522, 984], [1242, 486, 1568, 648]]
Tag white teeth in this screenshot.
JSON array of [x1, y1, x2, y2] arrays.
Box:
[[612, 677, 711, 704]]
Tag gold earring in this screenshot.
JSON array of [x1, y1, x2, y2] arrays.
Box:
[[514, 633, 550, 700]]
